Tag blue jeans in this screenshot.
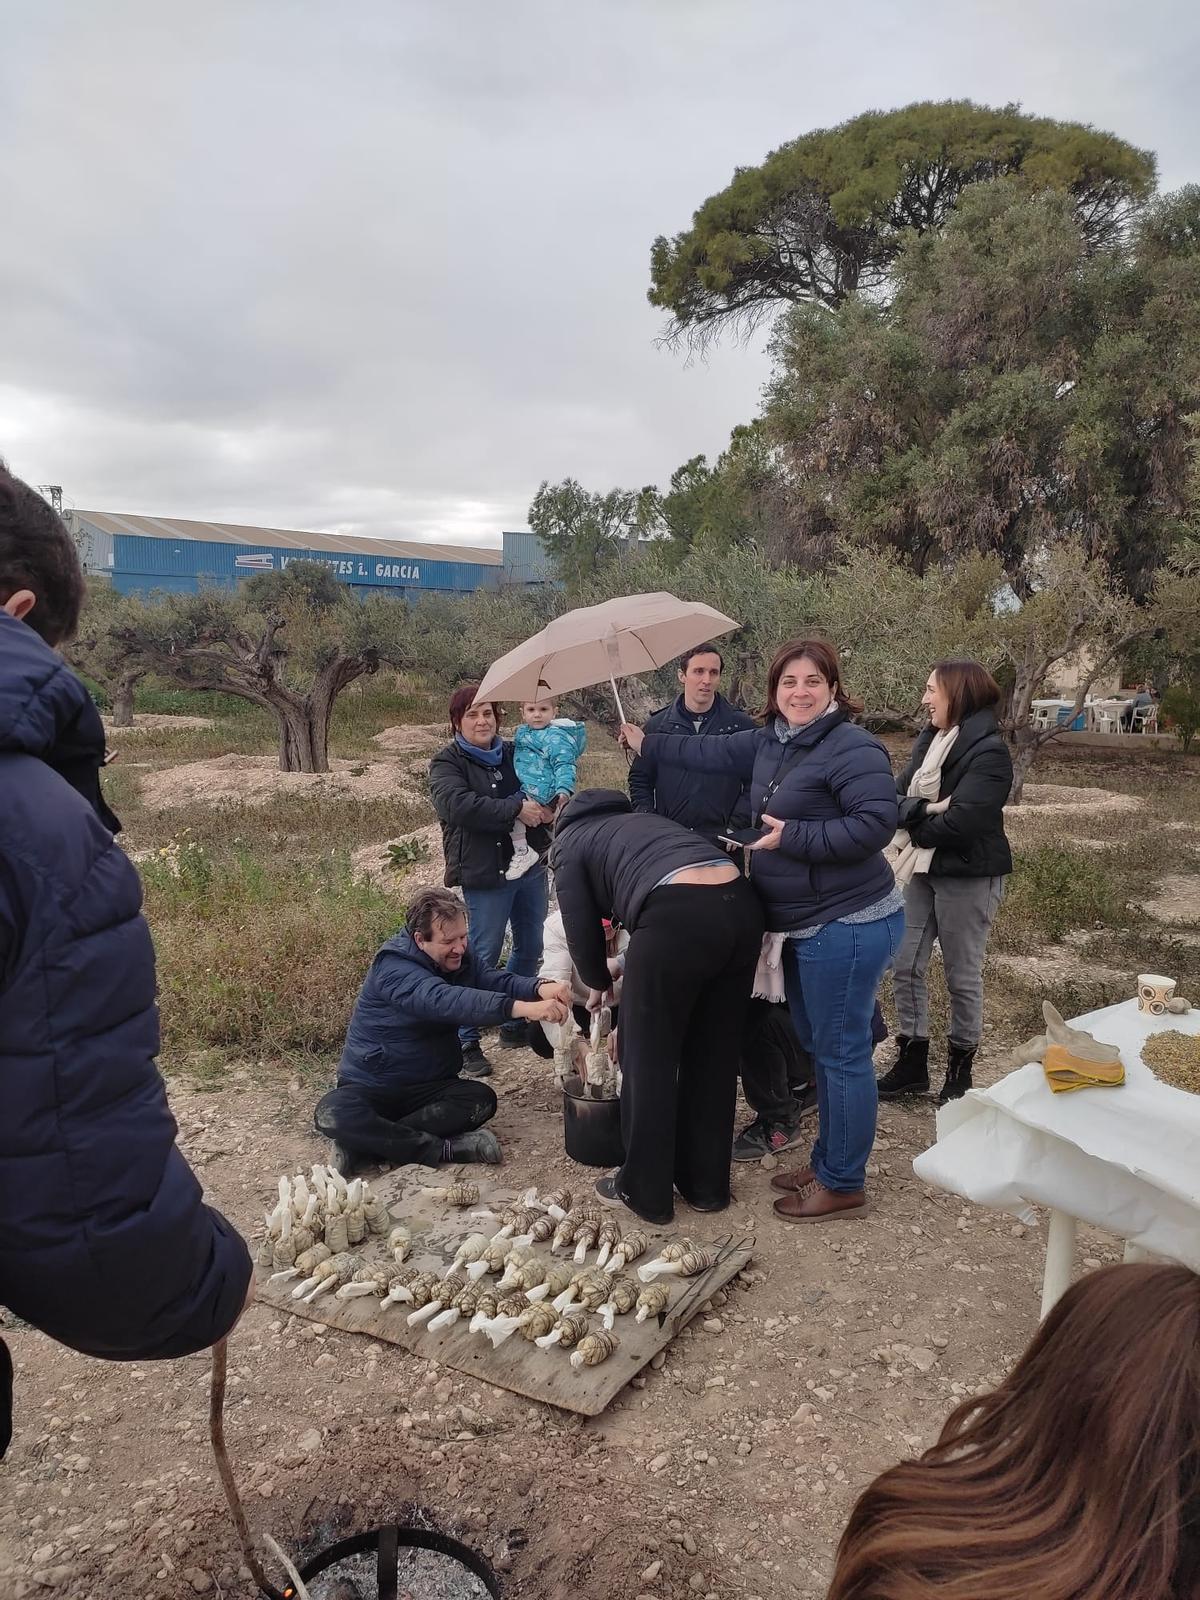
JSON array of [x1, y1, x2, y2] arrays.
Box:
[[783, 911, 905, 1192], [458, 867, 549, 1046]]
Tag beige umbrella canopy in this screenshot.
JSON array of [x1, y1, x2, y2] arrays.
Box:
[[474, 592, 739, 721]]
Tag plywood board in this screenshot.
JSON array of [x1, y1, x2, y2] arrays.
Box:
[[255, 1170, 754, 1416]]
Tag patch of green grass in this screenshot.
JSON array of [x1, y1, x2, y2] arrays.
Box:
[[111, 713, 278, 762], [993, 842, 1134, 949], [135, 686, 258, 718], [327, 682, 445, 756], [1031, 745, 1200, 818], [101, 762, 147, 818], [125, 677, 447, 763], [577, 732, 632, 794], [143, 847, 403, 1059], [121, 792, 432, 858]]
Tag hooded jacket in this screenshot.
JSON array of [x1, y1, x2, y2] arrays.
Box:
[[896, 709, 1013, 878], [549, 790, 732, 991], [627, 691, 755, 840], [0, 611, 251, 1390], [640, 709, 898, 932], [513, 718, 587, 805], [338, 927, 543, 1090]]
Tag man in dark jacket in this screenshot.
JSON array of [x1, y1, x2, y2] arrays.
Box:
[[314, 888, 570, 1173], [627, 643, 755, 843], [0, 464, 251, 1460]]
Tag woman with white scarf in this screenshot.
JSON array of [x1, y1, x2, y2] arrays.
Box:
[[879, 660, 1013, 1105]]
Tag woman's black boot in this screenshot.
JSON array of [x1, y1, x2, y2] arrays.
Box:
[[938, 1044, 977, 1105], [876, 1035, 930, 1099]]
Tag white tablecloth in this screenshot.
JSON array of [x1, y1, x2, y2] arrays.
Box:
[[913, 1000, 1200, 1268]]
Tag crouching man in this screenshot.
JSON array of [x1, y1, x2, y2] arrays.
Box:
[[315, 887, 571, 1174]]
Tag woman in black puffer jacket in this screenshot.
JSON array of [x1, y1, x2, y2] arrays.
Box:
[[428, 685, 554, 1077], [878, 659, 1013, 1106]]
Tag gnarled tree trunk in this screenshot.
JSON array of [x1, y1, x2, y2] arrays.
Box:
[[116, 610, 382, 773], [261, 652, 381, 772], [273, 698, 322, 773], [111, 674, 140, 727]]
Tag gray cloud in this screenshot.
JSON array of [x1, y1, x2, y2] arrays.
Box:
[[2, 0, 1196, 545]]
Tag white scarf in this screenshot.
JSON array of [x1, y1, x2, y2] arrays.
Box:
[[889, 726, 959, 888], [752, 932, 787, 1003]]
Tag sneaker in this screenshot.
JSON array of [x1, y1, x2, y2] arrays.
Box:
[[731, 1114, 806, 1162], [445, 1129, 502, 1164], [497, 1022, 528, 1049], [594, 1173, 626, 1209], [595, 1173, 673, 1226], [505, 846, 538, 881], [675, 1188, 730, 1213], [791, 1082, 819, 1119], [461, 1042, 493, 1078]]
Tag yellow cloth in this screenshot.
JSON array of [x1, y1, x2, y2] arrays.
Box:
[[1042, 1042, 1125, 1094]]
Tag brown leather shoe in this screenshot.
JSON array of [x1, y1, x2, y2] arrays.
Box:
[[773, 1181, 867, 1223], [769, 1165, 815, 1193]]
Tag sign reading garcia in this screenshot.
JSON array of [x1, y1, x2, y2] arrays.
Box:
[[272, 553, 421, 582], [233, 551, 423, 584]]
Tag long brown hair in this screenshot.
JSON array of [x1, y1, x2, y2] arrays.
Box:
[[827, 1264, 1200, 1600], [762, 637, 864, 720], [931, 658, 1001, 729]]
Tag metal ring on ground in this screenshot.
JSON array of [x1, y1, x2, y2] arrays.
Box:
[[292, 1522, 502, 1599]]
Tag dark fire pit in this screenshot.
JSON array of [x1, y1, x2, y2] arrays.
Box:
[[292, 1523, 501, 1599]]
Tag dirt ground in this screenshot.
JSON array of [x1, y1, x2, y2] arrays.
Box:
[[138, 754, 419, 810], [4, 724, 1196, 1600], [105, 715, 217, 735], [0, 1036, 1133, 1600]]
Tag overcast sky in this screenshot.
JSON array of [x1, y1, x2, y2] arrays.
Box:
[[1, 1, 1197, 548]]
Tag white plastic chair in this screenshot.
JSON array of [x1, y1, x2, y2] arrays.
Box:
[[1094, 708, 1121, 735], [1030, 705, 1055, 731], [1131, 704, 1158, 734]]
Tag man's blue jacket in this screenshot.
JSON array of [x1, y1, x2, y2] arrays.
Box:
[[338, 927, 542, 1091]]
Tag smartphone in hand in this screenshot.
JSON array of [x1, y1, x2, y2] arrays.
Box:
[[718, 825, 769, 849]]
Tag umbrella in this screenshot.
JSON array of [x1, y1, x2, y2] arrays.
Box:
[[474, 592, 739, 722]]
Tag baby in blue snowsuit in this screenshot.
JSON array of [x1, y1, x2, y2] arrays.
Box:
[[508, 699, 587, 880]]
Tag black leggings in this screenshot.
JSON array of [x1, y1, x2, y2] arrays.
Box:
[[740, 998, 813, 1119], [313, 1075, 496, 1168], [616, 879, 763, 1221]]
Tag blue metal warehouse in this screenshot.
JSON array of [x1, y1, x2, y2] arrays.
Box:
[[66, 510, 554, 599]]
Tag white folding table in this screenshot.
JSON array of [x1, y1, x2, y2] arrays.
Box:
[[913, 1000, 1200, 1315]]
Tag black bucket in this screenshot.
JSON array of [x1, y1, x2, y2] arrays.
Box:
[[562, 1074, 624, 1168], [293, 1522, 501, 1598]]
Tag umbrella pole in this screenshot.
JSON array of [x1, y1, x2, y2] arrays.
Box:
[[608, 673, 633, 766], [608, 672, 627, 725]]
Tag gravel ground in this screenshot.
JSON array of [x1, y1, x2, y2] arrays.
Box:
[[0, 1038, 1135, 1600]]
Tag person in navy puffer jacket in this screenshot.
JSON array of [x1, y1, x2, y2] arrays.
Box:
[[0, 464, 251, 1460], [622, 638, 904, 1223], [315, 887, 571, 1174]]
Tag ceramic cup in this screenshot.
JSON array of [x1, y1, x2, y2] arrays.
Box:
[[1137, 973, 1177, 1015]]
